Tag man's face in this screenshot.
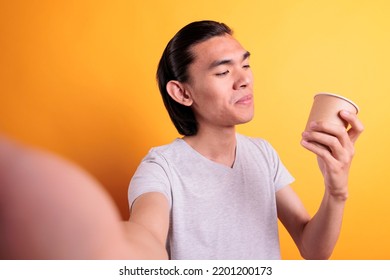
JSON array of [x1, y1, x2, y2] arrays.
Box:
[[184, 34, 254, 131]]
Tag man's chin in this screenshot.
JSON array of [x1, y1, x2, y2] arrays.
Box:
[[235, 119, 253, 126], [237, 112, 254, 124]]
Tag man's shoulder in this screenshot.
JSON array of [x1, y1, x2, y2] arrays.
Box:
[[143, 138, 184, 163], [149, 138, 180, 152]]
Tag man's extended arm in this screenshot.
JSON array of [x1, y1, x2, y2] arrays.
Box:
[[0, 136, 168, 259]]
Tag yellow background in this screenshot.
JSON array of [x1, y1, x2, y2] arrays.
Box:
[[1, 0, 389, 259]]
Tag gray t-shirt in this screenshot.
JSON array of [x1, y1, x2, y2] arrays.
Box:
[[128, 134, 294, 259]]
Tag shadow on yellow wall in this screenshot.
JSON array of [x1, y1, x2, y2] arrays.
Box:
[[1, 0, 390, 259]]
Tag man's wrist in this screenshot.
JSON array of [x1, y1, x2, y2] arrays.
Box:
[[325, 187, 349, 203]]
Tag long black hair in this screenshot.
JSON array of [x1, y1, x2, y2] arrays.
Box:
[[156, 20, 232, 136]]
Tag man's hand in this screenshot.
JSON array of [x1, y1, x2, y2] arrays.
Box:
[[301, 110, 364, 200]]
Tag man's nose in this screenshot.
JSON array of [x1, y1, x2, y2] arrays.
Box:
[[233, 68, 252, 90]]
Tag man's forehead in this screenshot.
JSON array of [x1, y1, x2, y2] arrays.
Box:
[[190, 34, 248, 64]]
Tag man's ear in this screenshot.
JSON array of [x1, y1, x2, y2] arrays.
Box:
[[166, 81, 193, 106]]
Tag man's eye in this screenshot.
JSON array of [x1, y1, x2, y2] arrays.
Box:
[[216, 70, 229, 76], [243, 64, 251, 69]]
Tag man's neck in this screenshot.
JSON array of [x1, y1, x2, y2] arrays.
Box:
[[183, 126, 237, 168]]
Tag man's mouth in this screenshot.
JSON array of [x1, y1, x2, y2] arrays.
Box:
[[235, 94, 253, 105]]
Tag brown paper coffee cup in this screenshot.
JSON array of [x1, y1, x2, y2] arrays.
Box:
[[305, 93, 359, 131]]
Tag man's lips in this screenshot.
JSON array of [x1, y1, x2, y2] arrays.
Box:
[[235, 94, 253, 105]]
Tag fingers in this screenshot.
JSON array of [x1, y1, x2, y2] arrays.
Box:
[[301, 117, 357, 162], [305, 121, 353, 149], [301, 130, 352, 163], [303, 110, 364, 151], [301, 138, 339, 165], [302, 130, 341, 154], [339, 110, 364, 143]]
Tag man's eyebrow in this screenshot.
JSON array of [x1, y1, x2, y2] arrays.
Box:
[[208, 51, 251, 69], [243, 51, 251, 60]]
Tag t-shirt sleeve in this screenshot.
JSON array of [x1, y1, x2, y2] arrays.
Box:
[[128, 150, 172, 210], [260, 139, 295, 191]]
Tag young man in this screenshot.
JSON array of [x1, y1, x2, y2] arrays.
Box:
[[0, 20, 363, 260], [128, 20, 364, 259]]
